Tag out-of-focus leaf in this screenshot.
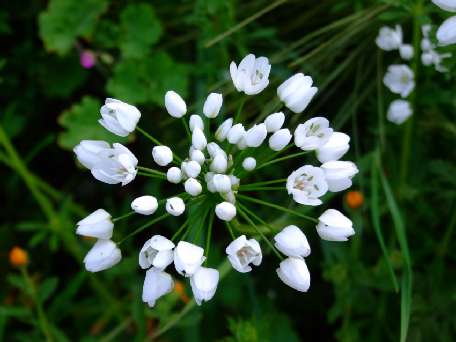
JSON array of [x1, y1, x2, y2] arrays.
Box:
[[106, 52, 188, 105], [119, 3, 162, 58], [39, 0, 108, 55], [57, 96, 128, 150], [38, 277, 59, 302]]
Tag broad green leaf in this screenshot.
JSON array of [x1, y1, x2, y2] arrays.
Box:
[[119, 3, 162, 58], [39, 0, 108, 55], [106, 52, 188, 105], [57, 96, 128, 150]]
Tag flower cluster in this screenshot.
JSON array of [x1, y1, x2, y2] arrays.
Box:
[[376, 25, 415, 125], [421, 24, 452, 72], [73, 53, 358, 307]]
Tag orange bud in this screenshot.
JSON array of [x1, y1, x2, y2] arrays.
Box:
[[9, 247, 28, 267], [174, 280, 190, 303], [345, 191, 364, 209]]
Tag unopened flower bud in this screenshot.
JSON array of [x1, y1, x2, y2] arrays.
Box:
[[203, 93, 223, 118], [131, 196, 158, 215], [213, 174, 232, 193], [215, 118, 233, 142], [242, 157, 256, 171], [269, 129, 292, 151], [264, 112, 285, 132], [152, 146, 173, 166], [185, 178, 202, 196], [167, 167, 182, 184], [189, 115, 204, 132], [182, 160, 201, 178], [165, 91, 187, 118], [245, 123, 267, 147], [210, 154, 228, 173], [166, 197, 185, 216], [215, 202, 236, 221], [227, 123, 245, 144], [192, 128, 207, 150]]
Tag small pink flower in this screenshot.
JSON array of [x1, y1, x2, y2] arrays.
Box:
[[80, 50, 96, 69]]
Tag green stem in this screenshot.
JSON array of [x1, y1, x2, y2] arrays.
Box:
[[237, 194, 318, 223], [137, 172, 166, 180], [136, 127, 182, 163], [117, 213, 171, 245], [256, 150, 310, 170], [171, 220, 189, 242], [112, 211, 135, 223], [21, 268, 53, 341], [205, 210, 215, 265], [377, 50, 385, 151], [137, 166, 166, 177], [181, 117, 191, 139], [240, 179, 287, 187], [238, 186, 285, 192], [236, 205, 283, 260], [225, 221, 236, 239]]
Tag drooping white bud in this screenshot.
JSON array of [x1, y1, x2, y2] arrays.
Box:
[[269, 129, 292, 151], [131, 195, 159, 215], [264, 112, 285, 132]]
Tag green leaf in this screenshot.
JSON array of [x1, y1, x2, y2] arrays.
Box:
[[57, 96, 128, 150], [39, 0, 108, 55], [38, 277, 59, 302], [106, 52, 188, 105], [119, 3, 162, 58]]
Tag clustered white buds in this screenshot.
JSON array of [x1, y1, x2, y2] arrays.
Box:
[[74, 52, 359, 306], [432, 0, 456, 46], [375, 25, 403, 51], [421, 24, 452, 73]]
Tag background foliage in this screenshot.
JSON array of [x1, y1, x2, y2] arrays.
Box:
[[1, 0, 455, 341]]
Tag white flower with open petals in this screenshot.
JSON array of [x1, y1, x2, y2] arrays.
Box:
[[294, 117, 333, 151], [286, 165, 328, 206], [230, 54, 271, 95], [317, 209, 355, 241], [142, 268, 174, 307], [387, 99, 412, 125], [383, 64, 415, 98], [226, 235, 262, 273], [99, 98, 141, 137], [173, 241, 205, 277], [139, 235, 175, 270], [276, 257, 310, 292], [83, 239, 122, 272], [90, 143, 138, 186], [190, 267, 219, 305], [274, 225, 310, 258], [375, 25, 403, 51], [74, 140, 109, 169], [76, 209, 113, 239], [277, 73, 318, 113]]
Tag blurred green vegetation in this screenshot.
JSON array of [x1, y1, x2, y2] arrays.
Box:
[[1, 0, 455, 341]]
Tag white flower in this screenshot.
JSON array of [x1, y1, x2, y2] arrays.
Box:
[[142, 268, 174, 307], [421, 38, 433, 51], [277, 73, 318, 113], [245, 123, 267, 147], [286, 165, 328, 206], [182, 160, 201, 178], [317, 209, 355, 241], [190, 149, 205, 165], [213, 174, 232, 193], [269, 129, 292, 151], [206, 142, 225, 159], [99, 98, 141, 137], [215, 202, 237, 221], [165, 91, 187, 118], [205, 172, 216, 193], [189, 115, 204, 132], [387, 99, 413, 125], [274, 225, 310, 258], [91, 143, 138, 186], [185, 178, 202, 196], [203, 93, 223, 118], [422, 24, 432, 37], [316, 132, 350, 163], [237, 136, 248, 150], [131, 195, 158, 215], [276, 257, 310, 292], [294, 117, 333, 151], [399, 44, 414, 60], [432, 0, 456, 12], [242, 157, 256, 171], [227, 123, 246, 144], [421, 52, 434, 65], [152, 146, 173, 167], [192, 127, 207, 150], [167, 167, 182, 184], [139, 235, 175, 270], [264, 112, 285, 132], [190, 267, 219, 305], [83, 239, 121, 272], [375, 25, 403, 51], [73, 140, 109, 169], [210, 154, 228, 173], [321, 161, 359, 192], [215, 118, 233, 142], [225, 235, 262, 273], [76, 209, 113, 239], [166, 197, 185, 216], [437, 16, 456, 46], [383, 64, 415, 98], [230, 54, 271, 95], [173, 241, 205, 277]]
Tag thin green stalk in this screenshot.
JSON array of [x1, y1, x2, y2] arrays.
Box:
[[205, 211, 215, 264], [136, 127, 182, 163], [117, 213, 171, 245], [240, 178, 287, 187], [225, 221, 236, 239], [21, 268, 53, 341], [112, 211, 135, 223], [181, 117, 191, 139], [236, 204, 283, 260], [256, 151, 310, 170], [377, 50, 385, 151], [137, 172, 166, 180], [237, 194, 318, 223], [171, 220, 189, 242], [238, 186, 285, 192]]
